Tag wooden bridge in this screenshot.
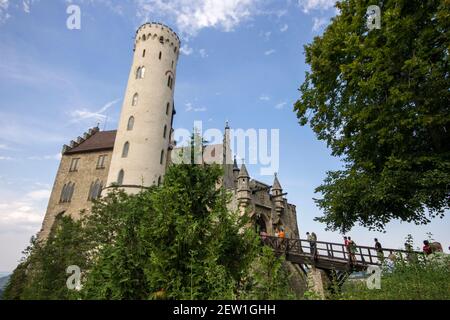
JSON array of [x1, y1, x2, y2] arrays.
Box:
[[262, 236, 419, 274]]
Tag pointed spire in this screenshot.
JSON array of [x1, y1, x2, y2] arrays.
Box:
[[238, 163, 249, 178], [272, 173, 282, 191], [233, 156, 239, 171]]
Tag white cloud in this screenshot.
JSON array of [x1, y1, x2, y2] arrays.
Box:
[[22, 0, 36, 13], [298, 0, 336, 13], [0, 188, 50, 232], [0, 156, 13, 160], [199, 48, 208, 58], [280, 24, 288, 32], [259, 95, 270, 101], [69, 99, 120, 123], [185, 102, 207, 112], [0, 0, 10, 24], [0, 144, 10, 150], [264, 49, 275, 56], [28, 153, 61, 161], [136, 0, 262, 36], [180, 44, 194, 55], [275, 101, 287, 109], [312, 16, 328, 32], [26, 189, 51, 201]]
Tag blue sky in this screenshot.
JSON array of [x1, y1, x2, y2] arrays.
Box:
[[0, 0, 448, 272]]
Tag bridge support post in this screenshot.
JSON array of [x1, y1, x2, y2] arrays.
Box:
[[306, 267, 330, 300]]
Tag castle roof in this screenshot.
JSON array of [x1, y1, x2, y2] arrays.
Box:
[[233, 157, 239, 171], [272, 173, 282, 191], [238, 163, 249, 178], [64, 130, 117, 155]]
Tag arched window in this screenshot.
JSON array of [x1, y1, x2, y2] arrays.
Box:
[[163, 125, 167, 138], [68, 182, 75, 202], [142, 34, 146, 41], [117, 170, 124, 185], [159, 51, 162, 60], [136, 66, 145, 79], [136, 67, 141, 79], [160, 150, 164, 164], [127, 116, 135, 131], [143, 49, 146, 57], [88, 180, 103, 201], [60, 184, 67, 203], [122, 142, 130, 158], [132, 93, 138, 106], [60, 182, 75, 203], [166, 102, 170, 115]]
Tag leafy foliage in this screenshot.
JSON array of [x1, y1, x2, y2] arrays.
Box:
[[335, 253, 450, 300], [3, 217, 87, 300], [5, 160, 296, 300], [294, 0, 450, 232]]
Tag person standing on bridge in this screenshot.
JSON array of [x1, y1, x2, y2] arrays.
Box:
[[374, 238, 384, 263], [348, 236, 357, 264], [306, 232, 318, 260]]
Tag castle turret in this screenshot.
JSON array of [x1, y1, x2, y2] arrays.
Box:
[[232, 156, 240, 185], [237, 163, 251, 210], [272, 173, 284, 215], [106, 23, 180, 193]]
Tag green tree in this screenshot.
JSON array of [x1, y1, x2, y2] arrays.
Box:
[[3, 216, 87, 300], [239, 246, 296, 300], [80, 162, 262, 300], [294, 0, 450, 232]]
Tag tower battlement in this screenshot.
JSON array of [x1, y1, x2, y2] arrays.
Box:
[[134, 22, 181, 55], [61, 126, 99, 154]]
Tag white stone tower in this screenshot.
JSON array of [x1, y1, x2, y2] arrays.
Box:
[[106, 23, 180, 193]]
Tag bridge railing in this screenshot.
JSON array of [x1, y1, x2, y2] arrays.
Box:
[[261, 236, 422, 266]]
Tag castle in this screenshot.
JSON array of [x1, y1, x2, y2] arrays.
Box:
[[38, 23, 301, 245]]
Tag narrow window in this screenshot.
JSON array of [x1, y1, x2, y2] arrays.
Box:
[[67, 182, 75, 203], [166, 103, 170, 115], [88, 180, 103, 201], [69, 158, 80, 172], [159, 51, 162, 60], [117, 170, 124, 185], [143, 49, 146, 57], [88, 182, 94, 201], [132, 93, 138, 106], [122, 142, 130, 158], [171, 61, 174, 68], [96, 155, 107, 169], [158, 176, 162, 186], [136, 67, 141, 79], [140, 66, 146, 78], [159, 36, 164, 44], [160, 150, 164, 164], [163, 125, 167, 138], [127, 116, 135, 131], [60, 184, 67, 203], [142, 34, 146, 41]]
